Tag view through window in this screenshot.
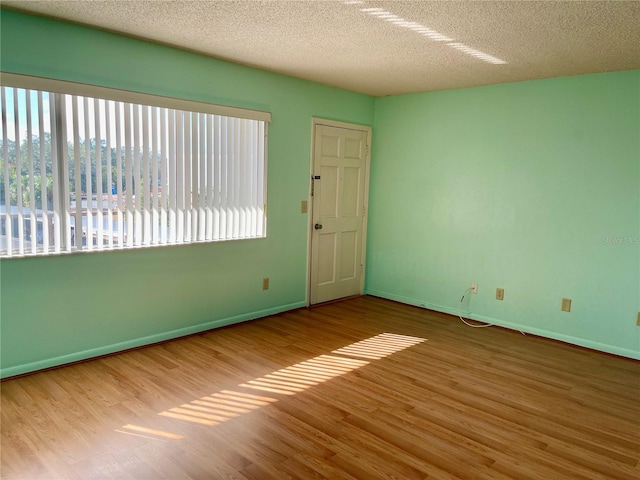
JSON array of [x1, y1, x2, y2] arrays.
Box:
[[0, 75, 270, 257]]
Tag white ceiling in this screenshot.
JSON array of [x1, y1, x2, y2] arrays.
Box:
[[3, 0, 640, 96]]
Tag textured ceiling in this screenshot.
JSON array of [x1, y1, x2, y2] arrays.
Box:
[[3, 0, 640, 96]]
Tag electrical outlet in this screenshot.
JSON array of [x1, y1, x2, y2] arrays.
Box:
[[636, 312, 640, 326], [262, 277, 270, 290], [471, 283, 478, 294], [496, 288, 504, 301], [561, 298, 571, 312]]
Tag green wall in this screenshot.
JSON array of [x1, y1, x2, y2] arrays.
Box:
[[0, 10, 375, 377], [367, 70, 640, 359], [2, 11, 638, 377]]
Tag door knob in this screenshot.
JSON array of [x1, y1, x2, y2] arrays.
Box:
[[314, 223, 323, 230]]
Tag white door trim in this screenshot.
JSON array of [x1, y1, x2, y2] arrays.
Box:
[[306, 118, 372, 306]]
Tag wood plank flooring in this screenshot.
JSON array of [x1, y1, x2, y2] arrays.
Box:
[[1, 296, 639, 479]]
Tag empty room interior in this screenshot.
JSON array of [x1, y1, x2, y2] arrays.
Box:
[[0, 1, 639, 479]]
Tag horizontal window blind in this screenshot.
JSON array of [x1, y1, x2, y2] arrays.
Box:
[[0, 75, 269, 257]]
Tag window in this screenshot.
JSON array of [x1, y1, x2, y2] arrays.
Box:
[[0, 74, 270, 258]]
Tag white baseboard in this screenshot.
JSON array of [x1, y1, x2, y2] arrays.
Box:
[[1, 301, 307, 379], [365, 289, 639, 360]]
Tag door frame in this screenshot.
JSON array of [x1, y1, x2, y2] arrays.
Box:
[[306, 118, 372, 306]]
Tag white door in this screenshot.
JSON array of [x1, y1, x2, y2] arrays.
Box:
[[309, 121, 370, 305]]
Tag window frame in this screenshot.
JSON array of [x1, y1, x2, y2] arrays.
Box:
[[0, 73, 271, 258]]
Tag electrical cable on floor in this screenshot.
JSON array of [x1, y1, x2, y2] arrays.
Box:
[[459, 287, 526, 335], [459, 288, 493, 328]]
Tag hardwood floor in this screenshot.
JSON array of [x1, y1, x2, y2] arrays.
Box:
[[1, 296, 639, 479]]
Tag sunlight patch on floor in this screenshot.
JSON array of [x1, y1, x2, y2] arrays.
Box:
[[240, 354, 369, 395], [116, 424, 185, 440], [332, 332, 426, 359], [117, 332, 427, 435]]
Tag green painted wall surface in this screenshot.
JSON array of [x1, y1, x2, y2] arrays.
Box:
[[367, 71, 640, 358], [2, 11, 637, 376], [0, 10, 375, 377]]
